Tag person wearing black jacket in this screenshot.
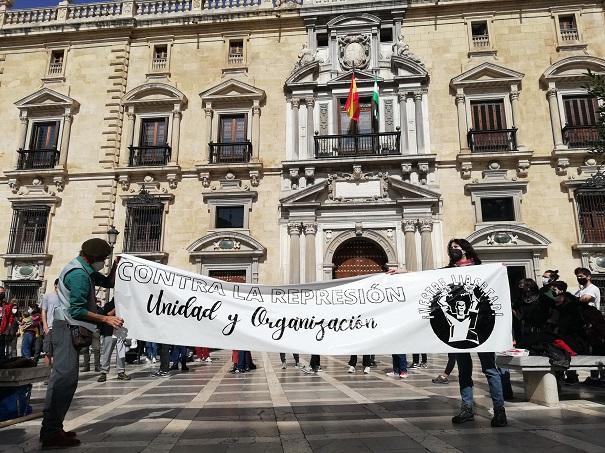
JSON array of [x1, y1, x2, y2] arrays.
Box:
[[513, 278, 550, 345]]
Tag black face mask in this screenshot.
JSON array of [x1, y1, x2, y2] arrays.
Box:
[[449, 249, 464, 262], [577, 277, 588, 286]]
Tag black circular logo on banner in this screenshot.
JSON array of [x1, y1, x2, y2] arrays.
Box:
[[428, 283, 496, 349]]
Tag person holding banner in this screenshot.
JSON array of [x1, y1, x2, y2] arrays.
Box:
[[445, 239, 507, 428], [40, 238, 124, 449]]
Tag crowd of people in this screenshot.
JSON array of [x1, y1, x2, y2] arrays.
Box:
[[1, 236, 605, 448]]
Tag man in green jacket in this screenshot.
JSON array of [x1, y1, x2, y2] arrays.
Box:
[[40, 238, 123, 449]]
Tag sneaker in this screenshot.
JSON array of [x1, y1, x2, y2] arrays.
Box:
[[399, 371, 409, 379], [41, 431, 81, 449], [280, 361, 287, 369], [301, 366, 318, 375], [385, 371, 398, 377], [316, 366, 322, 372], [491, 407, 507, 427], [235, 369, 241, 373], [363, 367, 371, 374], [294, 362, 300, 368], [347, 365, 356, 373], [152, 370, 170, 378], [432, 374, 449, 384], [409, 363, 419, 369], [117, 372, 131, 381], [205, 357, 213, 363], [152, 357, 157, 364], [420, 362, 428, 369], [195, 358, 202, 363], [452, 405, 474, 424], [97, 373, 107, 383]]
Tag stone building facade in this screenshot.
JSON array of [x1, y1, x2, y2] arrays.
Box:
[[1, 0, 605, 309]]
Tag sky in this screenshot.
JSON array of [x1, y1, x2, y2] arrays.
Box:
[[13, 0, 109, 7]]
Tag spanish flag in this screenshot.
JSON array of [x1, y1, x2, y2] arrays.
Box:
[[344, 73, 360, 121]]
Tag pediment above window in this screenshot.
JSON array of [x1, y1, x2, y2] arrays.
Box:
[[15, 88, 79, 113], [187, 231, 266, 258], [466, 224, 550, 251], [391, 56, 429, 82], [326, 13, 381, 30], [541, 56, 605, 86], [122, 83, 187, 109], [451, 62, 524, 90], [285, 60, 320, 86], [327, 69, 376, 87], [200, 78, 265, 105]]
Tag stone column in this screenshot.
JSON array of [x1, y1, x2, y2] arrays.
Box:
[[306, 97, 315, 159], [419, 218, 434, 271], [547, 88, 564, 149], [288, 223, 302, 284], [510, 88, 522, 148], [203, 104, 213, 162], [252, 100, 261, 161], [414, 91, 425, 154], [58, 111, 73, 167], [456, 92, 469, 152], [119, 110, 135, 167], [303, 223, 317, 283], [398, 93, 409, 154], [169, 109, 181, 166], [15, 112, 28, 168], [402, 219, 418, 272], [291, 98, 300, 160]]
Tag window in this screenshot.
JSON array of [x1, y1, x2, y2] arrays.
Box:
[[140, 117, 168, 146], [471, 100, 506, 131], [380, 27, 393, 43], [228, 40, 244, 65], [216, 206, 244, 229], [339, 97, 376, 134], [576, 190, 605, 243], [208, 269, 247, 283], [7, 206, 50, 255], [317, 33, 329, 47], [210, 114, 250, 164], [123, 205, 163, 253], [219, 114, 247, 143], [5, 282, 41, 311], [131, 117, 170, 166], [30, 121, 60, 151], [559, 15, 579, 41], [471, 21, 489, 48], [48, 50, 64, 76], [480, 197, 515, 222], [469, 99, 516, 152], [562, 95, 599, 148], [152, 45, 168, 71]]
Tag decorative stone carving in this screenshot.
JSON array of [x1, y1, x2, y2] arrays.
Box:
[[402, 219, 417, 233], [338, 34, 371, 70], [556, 157, 570, 175], [12, 263, 40, 280], [8, 178, 19, 194], [289, 167, 300, 189], [418, 162, 429, 185], [303, 223, 317, 235], [213, 238, 241, 251], [391, 30, 424, 67], [53, 176, 65, 192], [461, 161, 473, 179], [355, 222, 363, 236], [487, 232, 519, 246], [324, 229, 333, 242], [292, 43, 319, 72], [384, 99, 394, 131], [319, 103, 329, 135], [199, 171, 210, 188], [167, 173, 178, 190], [589, 254, 605, 273], [288, 223, 302, 236], [326, 169, 389, 202], [517, 159, 530, 178], [401, 163, 412, 175], [304, 167, 315, 185], [249, 169, 260, 187], [418, 218, 433, 233]]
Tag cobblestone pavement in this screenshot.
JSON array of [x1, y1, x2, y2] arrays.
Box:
[[1, 352, 605, 453]]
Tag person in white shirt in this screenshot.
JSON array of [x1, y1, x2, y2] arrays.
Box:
[[574, 267, 601, 311], [41, 279, 60, 366]]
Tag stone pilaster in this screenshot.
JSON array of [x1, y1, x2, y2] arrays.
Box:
[[169, 109, 181, 166], [414, 91, 424, 154], [419, 218, 434, 271], [58, 111, 73, 167], [456, 92, 469, 152], [291, 98, 300, 160], [547, 88, 564, 149], [288, 223, 302, 284], [303, 223, 317, 283], [402, 219, 418, 272], [306, 97, 315, 159], [398, 93, 409, 154]]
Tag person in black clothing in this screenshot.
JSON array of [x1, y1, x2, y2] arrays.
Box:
[[513, 278, 550, 345]]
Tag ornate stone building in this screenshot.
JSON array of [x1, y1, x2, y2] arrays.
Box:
[[1, 0, 605, 310]]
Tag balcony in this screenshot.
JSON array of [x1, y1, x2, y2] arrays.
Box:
[[16, 148, 60, 170], [563, 125, 599, 149], [151, 57, 167, 71], [128, 145, 171, 167], [209, 142, 252, 164], [560, 28, 579, 42], [471, 34, 490, 48], [468, 129, 517, 153], [314, 132, 401, 159]]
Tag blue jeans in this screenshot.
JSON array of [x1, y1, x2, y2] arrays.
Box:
[[392, 354, 408, 373], [170, 345, 187, 365], [456, 352, 504, 409], [21, 331, 35, 358], [237, 350, 250, 371], [146, 342, 158, 360]]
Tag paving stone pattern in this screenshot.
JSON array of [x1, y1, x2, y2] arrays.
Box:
[[1, 352, 604, 453]]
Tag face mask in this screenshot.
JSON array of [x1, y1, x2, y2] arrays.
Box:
[[578, 277, 588, 286], [27, 308, 33, 314], [449, 249, 464, 262], [91, 261, 105, 272], [11, 308, 17, 314], [542, 277, 550, 286]]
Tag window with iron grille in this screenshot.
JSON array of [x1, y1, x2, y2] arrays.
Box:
[[5, 281, 41, 311], [576, 190, 605, 243], [7, 206, 50, 255], [123, 192, 164, 253]]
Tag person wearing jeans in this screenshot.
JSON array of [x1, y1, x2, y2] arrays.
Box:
[[386, 354, 408, 378], [21, 329, 35, 358], [146, 342, 158, 362], [170, 345, 189, 371], [236, 350, 250, 373]]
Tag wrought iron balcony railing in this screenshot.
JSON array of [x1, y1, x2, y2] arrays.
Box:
[[468, 128, 517, 153], [314, 131, 401, 158], [208, 141, 252, 164], [16, 148, 60, 170], [562, 125, 600, 149], [128, 145, 171, 167]]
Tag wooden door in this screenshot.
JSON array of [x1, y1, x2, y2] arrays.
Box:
[[332, 238, 388, 279]]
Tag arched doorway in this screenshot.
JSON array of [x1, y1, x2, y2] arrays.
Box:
[[332, 238, 388, 279]]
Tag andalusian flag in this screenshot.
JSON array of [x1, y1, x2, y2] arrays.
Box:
[[372, 76, 380, 123], [344, 72, 360, 121]]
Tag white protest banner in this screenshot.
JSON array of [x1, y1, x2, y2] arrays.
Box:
[[114, 254, 513, 354]]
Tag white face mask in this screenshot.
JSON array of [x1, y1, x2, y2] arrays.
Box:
[[91, 261, 105, 272], [27, 308, 33, 314], [542, 277, 550, 286], [11, 308, 17, 314]]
